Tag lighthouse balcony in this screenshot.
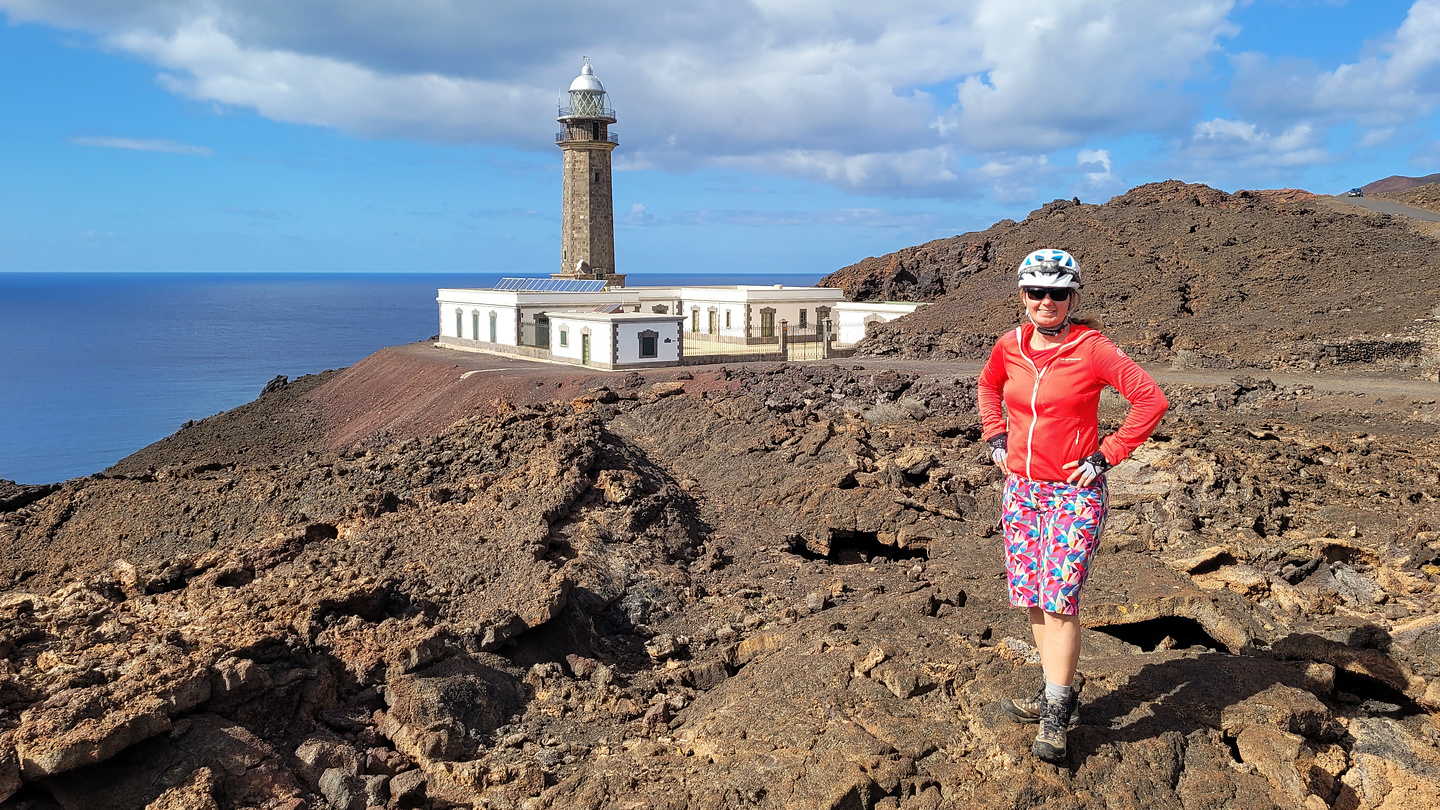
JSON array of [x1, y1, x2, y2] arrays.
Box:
[[558, 106, 616, 121], [556, 131, 619, 145]]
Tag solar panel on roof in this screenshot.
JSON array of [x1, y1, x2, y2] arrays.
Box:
[[494, 277, 608, 293]]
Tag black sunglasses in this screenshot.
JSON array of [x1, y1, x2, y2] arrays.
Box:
[[1023, 287, 1073, 302]]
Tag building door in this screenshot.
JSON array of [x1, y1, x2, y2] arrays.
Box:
[[581, 333, 591, 365], [761, 310, 775, 337], [489, 312, 498, 343], [536, 316, 550, 347]]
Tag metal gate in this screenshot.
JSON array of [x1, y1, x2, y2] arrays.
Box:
[[779, 321, 834, 361]]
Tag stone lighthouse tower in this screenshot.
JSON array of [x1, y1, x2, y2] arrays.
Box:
[[554, 58, 623, 287]]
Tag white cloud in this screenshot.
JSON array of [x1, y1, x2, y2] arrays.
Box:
[[1358, 127, 1396, 148], [622, 203, 657, 226], [14, 0, 1433, 202], [1076, 148, 1118, 189], [1180, 118, 1332, 175], [69, 136, 213, 156], [618, 205, 960, 231], [1231, 0, 1440, 126], [939, 1, 1238, 151], [0, 0, 1248, 199], [716, 147, 965, 198]]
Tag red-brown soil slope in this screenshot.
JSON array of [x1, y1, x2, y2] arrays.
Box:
[[1362, 173, 1440, 195], [821, 181, 1440, 371], [1375, 182, 1440, 215]]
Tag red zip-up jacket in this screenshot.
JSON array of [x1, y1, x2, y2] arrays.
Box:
[[977, 324, 1168, 483]]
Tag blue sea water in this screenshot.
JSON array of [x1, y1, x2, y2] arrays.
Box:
[[1, 272, 821, 484]]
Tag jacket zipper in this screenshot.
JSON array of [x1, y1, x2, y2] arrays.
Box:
[[1026, 369, 1044, 480]]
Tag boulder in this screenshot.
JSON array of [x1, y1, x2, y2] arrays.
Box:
[[1220, 684, 1332, 738], [143, 768, 219, 810], [378, 656, 522, 764], [389, 768, 427, 808]]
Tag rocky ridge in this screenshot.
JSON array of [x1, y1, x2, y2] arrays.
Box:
[[2, 351, 1439, 809], [1361, 174, 1440, 196], [820, 181, 1440, 376], [1374, 183, 1440, 216]]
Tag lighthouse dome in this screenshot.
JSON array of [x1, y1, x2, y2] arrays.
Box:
[[569, 62, 605, 93]]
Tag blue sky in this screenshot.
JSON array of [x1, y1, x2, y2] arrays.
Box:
[[2, 0, 1437, 278]]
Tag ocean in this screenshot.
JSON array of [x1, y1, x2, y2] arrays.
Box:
[[0, 272, 821, 485]]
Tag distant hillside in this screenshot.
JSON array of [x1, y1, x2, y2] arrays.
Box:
[[1374, 182, 1440, 215], [819, 180, 1440, 370], [1361, 173, 1440, 195]]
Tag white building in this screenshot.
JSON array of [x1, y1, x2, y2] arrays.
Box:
[[833, 301, 928, 346], [548, 311, 684, 369], [436, 279, 873, 368]]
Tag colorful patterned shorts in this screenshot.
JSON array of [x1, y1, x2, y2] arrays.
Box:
[[1001, 474, 1108, 616]]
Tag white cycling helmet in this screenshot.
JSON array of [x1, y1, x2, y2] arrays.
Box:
[[1017, 248, 1081, 289]]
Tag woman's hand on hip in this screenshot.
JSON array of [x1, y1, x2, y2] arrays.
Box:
[[1063, 451, 1111, 486]]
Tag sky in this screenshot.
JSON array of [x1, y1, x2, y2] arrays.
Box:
[[1, 0, 1438, 278]]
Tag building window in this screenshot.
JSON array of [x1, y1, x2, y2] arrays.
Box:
[[691, 308, 700, 333], [592, 122, 600, 140], [560, 328, 569, 347], [593, 171, 600, 183], [472, 310, 480, 340], [489, 311, 498, 343], [799, 309, 807, 328], [725, 310, 732, 329], [707, 309, 716, 334], [455, 308, 462, 337], [638, 330, 658, 359]]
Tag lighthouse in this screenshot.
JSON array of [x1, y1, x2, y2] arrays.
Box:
[[554, 58, 623, 287]]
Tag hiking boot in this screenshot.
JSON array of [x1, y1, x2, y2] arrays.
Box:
[[1032, 690, 1077, 763], [1003, 681, 1080, 728]]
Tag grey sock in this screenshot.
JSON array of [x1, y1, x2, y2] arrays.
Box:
[[1045, 679, 1072, 703]]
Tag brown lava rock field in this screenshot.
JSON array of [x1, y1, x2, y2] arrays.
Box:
[[823, 181, 1440, 375], [3, 351, 1440, 809], [2, 184, 1440, 808]]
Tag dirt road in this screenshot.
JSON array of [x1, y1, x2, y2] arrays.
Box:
[[1325, 194, 1440, 222]]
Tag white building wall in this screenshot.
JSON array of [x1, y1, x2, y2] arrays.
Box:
[[615, 320, 683, 364], [834, 302, 926, 345], [437, 292, 519, 345], [680, 297, 749, 338], [745, 300, 837, 335], [550, 317, 587, 363], [592, 323, 614, 365], [488, 306, 519, 346]]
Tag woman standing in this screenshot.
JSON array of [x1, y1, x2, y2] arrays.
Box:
[[976, 248, 1168, 763]]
